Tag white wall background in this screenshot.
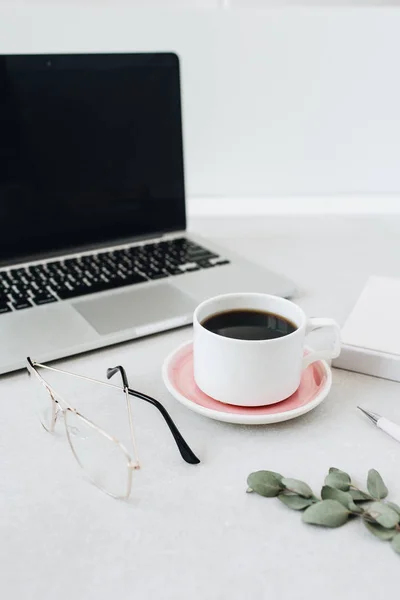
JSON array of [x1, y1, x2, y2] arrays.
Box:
[[1, 1, 400, 214]]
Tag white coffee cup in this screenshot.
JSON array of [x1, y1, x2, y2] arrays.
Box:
[[193, 293, 341, 407]]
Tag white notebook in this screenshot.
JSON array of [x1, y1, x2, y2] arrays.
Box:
[[333, 275, 400, 382]]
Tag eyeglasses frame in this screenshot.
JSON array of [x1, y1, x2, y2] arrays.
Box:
[[27, 357, 199, 499]]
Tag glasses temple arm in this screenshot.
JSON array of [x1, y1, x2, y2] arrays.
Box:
[[106, 365, 200, 465], [127, 388, 200, 465]]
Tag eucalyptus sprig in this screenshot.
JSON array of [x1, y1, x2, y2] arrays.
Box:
[[246, 468, 400, 555]]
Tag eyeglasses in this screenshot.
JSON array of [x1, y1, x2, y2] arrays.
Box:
[[27, 357, 199, 499]]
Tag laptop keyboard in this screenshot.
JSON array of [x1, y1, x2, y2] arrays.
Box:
[[0, 237, 230, 314]]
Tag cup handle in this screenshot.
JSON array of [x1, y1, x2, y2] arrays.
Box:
[[302, 317, 341, 370]]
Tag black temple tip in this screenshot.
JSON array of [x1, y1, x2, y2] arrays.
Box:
[[107, 367, 119, 380], [107, 365, 129, 389], [183, 450, 201, 465]]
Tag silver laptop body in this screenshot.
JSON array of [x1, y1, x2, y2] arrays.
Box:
[[0, 52, 294, 374]]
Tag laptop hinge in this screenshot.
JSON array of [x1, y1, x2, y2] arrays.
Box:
[[0, 230, 185, 270]]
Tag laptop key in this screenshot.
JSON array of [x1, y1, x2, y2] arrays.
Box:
[[213, 260, 231, 266], [0, 303, 11, 314], [32, 294, 57, 306], [57, 285, 96, 300], [148, 272, 169, 280], [165, 267, 182, 276], [188, 251, 218, 261], [13, 300, 32, 310]]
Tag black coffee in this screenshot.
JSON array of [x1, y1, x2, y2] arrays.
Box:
[[201, 309, 297, 341]]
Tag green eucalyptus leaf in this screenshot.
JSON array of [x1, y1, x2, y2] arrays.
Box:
[[349, 489, 372, 502], [367, 469, 388, 500], [391, 534, 400, 554], [278, 494, 314, 511], [348, 500, 364, 514], [281, 478, 313, 498], [364, 520, 396, 541], [302, 500, 349, 528], [329, 468, 350, 477], [321, 486, 352, 506], [321, 486, 362, 513], [251, 470, 283, 482], [247, 471, 284, 497], [386, 502, 400, 516], [325, 471, 351, 491], [368, 502, 399, 529]]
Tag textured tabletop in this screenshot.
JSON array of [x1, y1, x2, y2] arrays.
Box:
[[1, 215, 400, 600]]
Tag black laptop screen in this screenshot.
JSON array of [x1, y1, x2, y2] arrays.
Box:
[[0, 53, 186, 265]]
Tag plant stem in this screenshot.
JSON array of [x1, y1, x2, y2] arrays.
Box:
[[361, 513, 375, 524]]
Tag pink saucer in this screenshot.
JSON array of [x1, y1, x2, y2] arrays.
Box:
[[162, 342, 332, 425]]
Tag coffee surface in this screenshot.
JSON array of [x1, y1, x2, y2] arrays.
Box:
[[201, 309, 297, 341]]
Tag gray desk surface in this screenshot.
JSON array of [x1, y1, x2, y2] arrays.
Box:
[[2, 216, 400, 599]]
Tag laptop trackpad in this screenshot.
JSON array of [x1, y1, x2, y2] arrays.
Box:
[[72, 283, 196, 336]]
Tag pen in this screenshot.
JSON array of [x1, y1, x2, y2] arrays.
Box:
[[358, 406, 400, 444]]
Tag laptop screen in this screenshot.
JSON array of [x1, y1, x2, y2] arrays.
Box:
[[0, 53, 186, 265]]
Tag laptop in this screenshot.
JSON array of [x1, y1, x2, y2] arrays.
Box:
[[0, 52, 295, 374]]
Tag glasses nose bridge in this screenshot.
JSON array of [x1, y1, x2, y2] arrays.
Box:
[[128, 461, 140, 471]]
